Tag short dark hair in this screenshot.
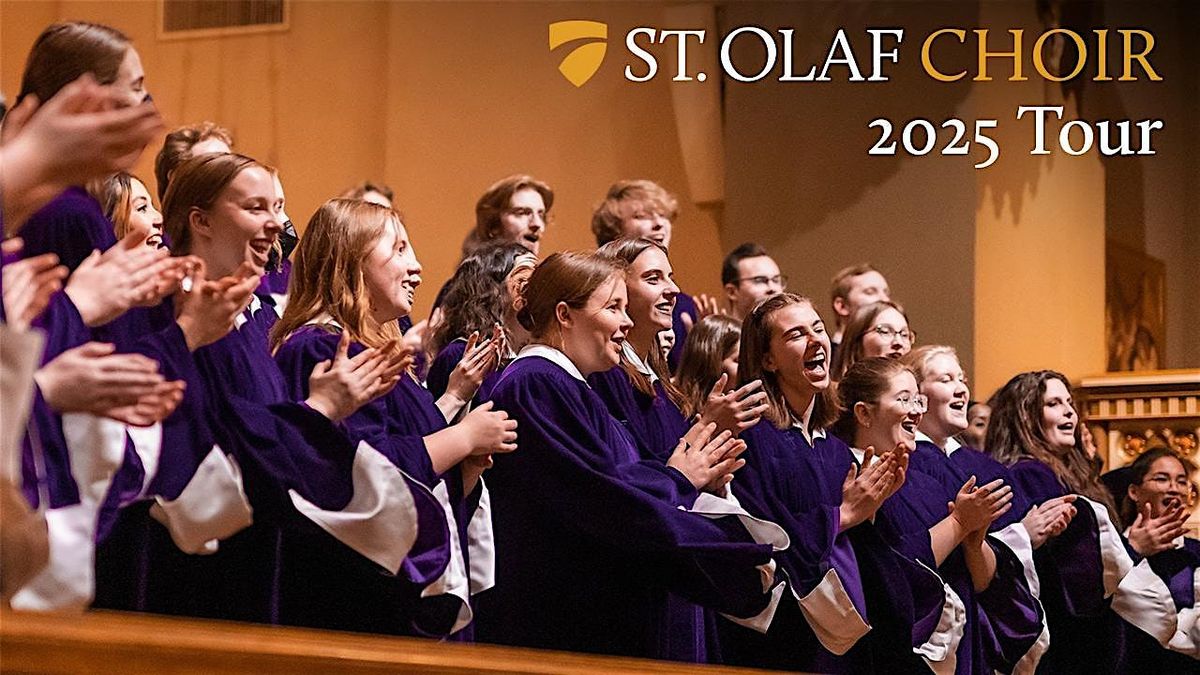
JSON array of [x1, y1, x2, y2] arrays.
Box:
[[721, 242, 770, 286]]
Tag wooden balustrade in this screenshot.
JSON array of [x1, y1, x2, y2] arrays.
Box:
[[0, 609, 781, 674], [1077, 368, 1200, 532]]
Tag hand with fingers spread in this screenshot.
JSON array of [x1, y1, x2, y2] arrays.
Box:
[[64, 230, 182, 326], [445, 328, 501, 403], [458, 401, 519, 456], [948, 477, 1015, 534], [305, 332, 407, 423], [1, 74, 165, 231], [839, 446, 898, 530], [34, 342, 166, 415], [174, 262, 260, 351], [1, 239, 68, 330], [1022, 494, 1078, 548], [1127, 501, 1190, 557], [698, 375, 770, 436], [693, 294, 725, 319], [668, 422, 747, 492]]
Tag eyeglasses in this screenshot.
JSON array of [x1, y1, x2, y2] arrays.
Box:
[[870, 324, 915, 344], [1143, 474, 1191, 490], [505, 206, 547, 222], [737, 274, 788, 288], [895, 393, 928, 414]]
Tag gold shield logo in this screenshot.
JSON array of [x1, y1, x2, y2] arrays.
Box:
[[549, 20, 608, 87]]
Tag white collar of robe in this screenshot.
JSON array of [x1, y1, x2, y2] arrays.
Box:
[[790, 397, 826, 445], [513, 344, 587, 383], [233, 294, 264, 330], [620, 341, 657, 384], [915, 430, 962, 456]]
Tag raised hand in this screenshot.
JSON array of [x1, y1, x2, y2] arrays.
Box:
[[306, 332, 406, 423], [668, 422, 748, 492], [948, 477, 1014, 534], [446, 329, 500, 403], [458, 400, 519, 456], [2, 74, 164, 231], [839, 446, 897, 530], [174, 262, 259, 351], [1, 239, 67, 330], [699, 375, 770, 436], [1127, 501, 1190, 557], [693, 293, 725, 319], [64, 231, 191, 326], [1022, 494, 1078, 548]]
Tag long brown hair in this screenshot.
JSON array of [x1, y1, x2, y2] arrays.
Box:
[[162, 153, 265, 255], [18, 22, 129, 106], [595, 237, 685, 408], [738, 293, 839, 431], [675, 315, 741, 418], [517, 252, 621, 341], [429, 242, 532, 357], [830, 357, 915, 446], [270, 199, 405, 356], [987, 370, 1117, 515], [830, 300, 911, 381]]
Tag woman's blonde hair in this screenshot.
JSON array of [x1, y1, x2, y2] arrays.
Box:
[[270, 199, 405, 356]]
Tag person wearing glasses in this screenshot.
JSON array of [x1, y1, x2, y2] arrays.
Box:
[[829, 300, 915, 381], [833, 357, 1043, 674], [721, 242, 786, 321], [1110, 448, 1200, 669]]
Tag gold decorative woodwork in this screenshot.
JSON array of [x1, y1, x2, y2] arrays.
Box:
[[1077, 369, 1200, 534]]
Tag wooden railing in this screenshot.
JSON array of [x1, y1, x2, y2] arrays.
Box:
[[1077, 368, 1200, 532], [0, 609, 779, 674]]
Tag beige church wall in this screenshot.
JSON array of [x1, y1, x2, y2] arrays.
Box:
[[2, 1, 727, 321]]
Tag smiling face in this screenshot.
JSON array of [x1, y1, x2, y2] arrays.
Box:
[[497, 187, 547, 254], [1129, 455, 1190, 519], [558, 275, 633, 377], [126, 176, 163, 247], [918, 353, 970, 443], [859, 370, 924, 454], [1040, 377, 1078, 453], [765, 301, 831, 399], [861, 307, 912, 359], [619, 200, 673, 249], [624, 247, 679, 349], [363, 218, 422, 322], [194, 166, 279, 278], [111, 47, 148, 108]]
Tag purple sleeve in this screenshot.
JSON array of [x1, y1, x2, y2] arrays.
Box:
[[668, 291, 698, 370], [18, 187, 117, 273], [274, 327, 437, 485], [426, 340, 467, 400]]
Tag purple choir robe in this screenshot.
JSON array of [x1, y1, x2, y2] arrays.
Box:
[[477, 348, 781, 662], [1006, 458, 1126, 674], [275, 324, 488, 638], [586, 363, 723, 663], [1113, 537, 1200, 671], [910, 439, 1048, 673], [717, 422, 876, 673], [94, 297, 447, 634]]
